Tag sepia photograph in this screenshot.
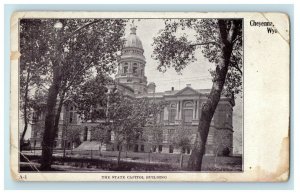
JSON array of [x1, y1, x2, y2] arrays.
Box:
[[18, 17, 243, 172]]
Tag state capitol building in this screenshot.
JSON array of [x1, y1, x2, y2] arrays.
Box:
[[30, 26, 235, 156]]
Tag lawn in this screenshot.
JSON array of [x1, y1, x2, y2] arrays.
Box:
[[20, 150, 242, 172]]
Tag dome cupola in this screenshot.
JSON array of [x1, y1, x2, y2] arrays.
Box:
[[124, 26, 143, 50], [116, 24, 148, 95]]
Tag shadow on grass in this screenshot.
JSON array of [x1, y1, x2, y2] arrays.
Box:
[[20, 153, 242, 172]]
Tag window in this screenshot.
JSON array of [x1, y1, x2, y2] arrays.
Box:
[[169, 145, 174, 153], [182, 146, 191, 154], [141, 145, 145, 152], [183, 109, 193, 123], [152, 145, 157, 152], [168, 129, 175, 141], [123, 66, 128, 74], [184, 102, 193, 108], [158, 145, 163, 153], [160, 111, 164, 123], [69, 112, 73, 123], [163, 132, 168, 142], [134, 144, 139, 152], [34, 131, 38, 138], [133, 63, 138, 74], [83, 127, 88, 141], [186, 147, 191, 154], [169, 109, 176, 123]]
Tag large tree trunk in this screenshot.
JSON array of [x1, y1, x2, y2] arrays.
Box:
[[187, 20, 238, 171], [40, 66, 62, 170], [117, 145, 122, 167], [21, 69, 31, 149]]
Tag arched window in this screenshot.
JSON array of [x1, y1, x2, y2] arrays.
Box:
[[184, 102, 193, 108], [123, 63, 128, 74], [169, 103, 177, 123], [83, 127, 88, 141], [68, 105, 77, 124], [133, 63, 138, 74], [183, 101, 193, 124]]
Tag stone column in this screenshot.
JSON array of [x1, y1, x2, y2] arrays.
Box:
[[193, 100, 196, 119], [163, 107, 168, 121], [87, 127, 91, 141], [176, 101, 179, 120], [129, 62, 132, 73], [179, 100, 182, 120], [196, 100, 199, 119]]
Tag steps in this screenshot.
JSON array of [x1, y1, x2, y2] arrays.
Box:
[[73, 141, 102, 151]]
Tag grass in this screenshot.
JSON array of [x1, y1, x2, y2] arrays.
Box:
[[20, 150, 242, 172]]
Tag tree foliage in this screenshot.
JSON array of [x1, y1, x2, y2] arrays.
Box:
[[171, 127, 193, 152], [64, 126, 82, 147], [19, 20, 51, 143], [73, 74, 113, 122]]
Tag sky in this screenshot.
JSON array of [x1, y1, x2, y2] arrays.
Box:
[[125, 19, 243, 154]]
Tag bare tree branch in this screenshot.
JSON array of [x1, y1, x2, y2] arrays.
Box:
[[230, 61, 243, 75]]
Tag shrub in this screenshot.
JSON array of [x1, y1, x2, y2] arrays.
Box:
[[222, 147, 230, 156]]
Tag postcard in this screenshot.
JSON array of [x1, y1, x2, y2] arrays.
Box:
[[10, 12, 290, 181]]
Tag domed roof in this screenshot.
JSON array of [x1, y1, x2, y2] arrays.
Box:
[[124, 26, 143, 50]]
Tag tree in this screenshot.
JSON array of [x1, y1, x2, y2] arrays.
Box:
[[61, 105, 82, 158], [145, 101, 168, 153], [91, 125, 110, 156], [109, 95, 154, 166], [98, 89, 162, 166], [147, 124, 164, 153], [73, 74, 113, 122], [172, 127, 193, 154], [152, 19, 242, 171], [19, 20, 50, 146], [20, 18, 127, 170]]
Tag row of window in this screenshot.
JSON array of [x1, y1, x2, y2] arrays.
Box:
[[123, 49, 142, 55], [168, 108, 194, 123], [167, 101, 197, 123], [115, 144, 191, 154], [121, 62, 144, 75]]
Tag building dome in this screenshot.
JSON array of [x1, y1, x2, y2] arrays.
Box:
[[124, 26, 143, 50]]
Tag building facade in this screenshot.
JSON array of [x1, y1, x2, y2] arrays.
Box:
[[30, 26, 234, 156]]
